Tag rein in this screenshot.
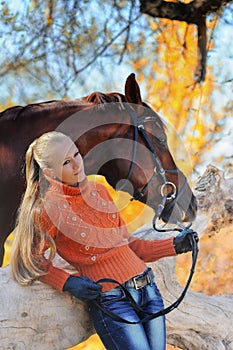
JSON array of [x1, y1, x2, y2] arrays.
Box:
[[93, 103, 199, 323], [93, 232, 198, 324]]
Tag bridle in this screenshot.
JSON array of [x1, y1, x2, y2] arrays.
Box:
[[123, 102, 186, 225], [93, 103, 199, 323]]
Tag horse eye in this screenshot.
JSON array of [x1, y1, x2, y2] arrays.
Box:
[[159, 137, 167, 145], [154, 135, 166, 146]]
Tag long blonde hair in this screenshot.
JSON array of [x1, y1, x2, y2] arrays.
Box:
[[11, 131, 70, 285]]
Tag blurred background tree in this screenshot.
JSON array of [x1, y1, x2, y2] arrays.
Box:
[[0, 0, 232, 174]]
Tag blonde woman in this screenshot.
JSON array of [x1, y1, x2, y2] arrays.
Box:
[[11, 131, 196, 350]]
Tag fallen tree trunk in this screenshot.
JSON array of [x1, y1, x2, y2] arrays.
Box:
[[1, 252, 233, 350], [152, 259, 233, 350], [0, 265, 94, 350], [0, 164, 232, 350]]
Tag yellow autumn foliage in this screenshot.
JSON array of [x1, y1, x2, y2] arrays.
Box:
[[132, 18, 222, 175]]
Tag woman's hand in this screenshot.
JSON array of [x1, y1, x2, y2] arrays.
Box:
[[63, 275, 102, 302], [173, 229, 199, 254]]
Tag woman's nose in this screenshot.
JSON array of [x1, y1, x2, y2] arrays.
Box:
[[72, 158, 79, 169]]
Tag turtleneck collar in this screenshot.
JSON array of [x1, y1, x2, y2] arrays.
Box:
[[47, 176, 89, 196]]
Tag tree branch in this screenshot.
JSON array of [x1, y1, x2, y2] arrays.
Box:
[[140, 0, 233, 82], [196, 16, 207, 82], [140, 0, 233, 25]]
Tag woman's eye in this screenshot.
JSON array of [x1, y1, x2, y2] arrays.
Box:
[[63, 159, 70, 166], [74, 151, 79, 157]]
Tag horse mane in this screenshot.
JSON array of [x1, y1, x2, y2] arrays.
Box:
[[0, 99, 86, 121], [0, 92, 126, 122], [0, 90, 164, 129], [0, 105, 25, 121], [83, 92, 126, 104]]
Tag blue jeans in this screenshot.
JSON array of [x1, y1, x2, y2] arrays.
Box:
[[89, 273, 166, 350]]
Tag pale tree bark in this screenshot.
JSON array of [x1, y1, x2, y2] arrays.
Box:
[[0, 265, 94, 350], [0, 164, 232, 350]]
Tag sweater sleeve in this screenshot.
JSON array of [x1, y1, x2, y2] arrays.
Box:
[[117, 209, 176, 261], [38, 263, 71, 292], [128, 236, 177, 262]]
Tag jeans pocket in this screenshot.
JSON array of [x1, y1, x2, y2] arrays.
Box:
[[98, 287, 126, 306]]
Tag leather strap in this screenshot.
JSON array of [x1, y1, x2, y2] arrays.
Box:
[[92, 233, 198, 324]]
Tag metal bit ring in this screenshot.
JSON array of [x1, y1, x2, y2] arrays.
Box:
[[161, 182, 177, 201]]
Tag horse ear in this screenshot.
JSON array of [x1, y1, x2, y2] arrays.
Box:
[[125, 73, 143, 107]]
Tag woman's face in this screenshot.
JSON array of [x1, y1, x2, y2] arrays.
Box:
[[46, 138, 86, 185]]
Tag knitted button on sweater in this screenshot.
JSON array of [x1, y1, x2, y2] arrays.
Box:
[[35, 178, 176, 292]]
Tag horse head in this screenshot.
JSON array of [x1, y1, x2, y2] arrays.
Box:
[[71, 73, 197, 225], [123, 73, 197, 224]]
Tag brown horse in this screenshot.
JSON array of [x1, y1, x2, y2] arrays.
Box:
[[0, 73, 197, 265]]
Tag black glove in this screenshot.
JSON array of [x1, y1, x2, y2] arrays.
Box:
[[173, 229, 199, 254], [63, 275, 102, 302]]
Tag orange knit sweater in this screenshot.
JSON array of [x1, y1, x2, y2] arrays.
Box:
[[35, 178, 176, 292]]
